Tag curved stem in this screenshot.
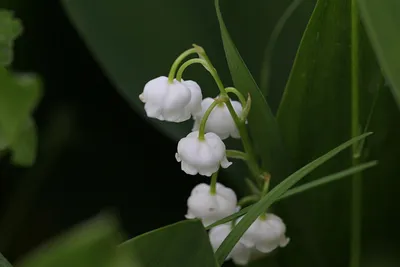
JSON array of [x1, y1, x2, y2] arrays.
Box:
[[198, 99, 222, 140], [176, 58, 208, 81], [261, 173, 271, 196], [350, 2, 362, 267], [238, 195, 260, 207], [167, 48, 197, 83], [245, 178, 261, 195], [210, 170, 219, 195], [193, 45, 262, 182], [226, 150, 247, 160], [225, 87, 247, 107]]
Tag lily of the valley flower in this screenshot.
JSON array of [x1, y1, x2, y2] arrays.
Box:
[[192, 97, 243, 140], [209, 223, 252, 266], [175, 131, 232, 176], [240, 213, 290, 253], [181, 80, 203, 117], [139, 76, 202, 122], [185, 183, 237, 227]]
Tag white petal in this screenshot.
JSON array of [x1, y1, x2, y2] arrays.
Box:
[[231, 246, 252, 266], [220, 156, 232, 169], [209, 224, 232, 251], [192, 118, 200, 131], [255, 242, 278, 253], [177, 131, 231, 177], [190, 183, 210, 195], [240, 237, 256, 248], [144, 103, 163, 120], [215, 183, 237, 205], [185, 212, 196, 219], [183, 80, 203, 116], [139, 93, 145, 103], [140, 77, 194, 123], [230, 127, 241, 139], [163, 80, 191, 111], [199, 167, 218, 177], [279, 236, 290, 247], [181, 161, 198, 175]]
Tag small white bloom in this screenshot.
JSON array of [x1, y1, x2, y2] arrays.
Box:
[[182, 80, 202, 117], [240, 213, 290, 253], [185, 183, 237, 226], [192, 97, 243, 140], [175, 131, 232, 176], [209, 223, 252, 266], [139, 76, 202, 122]]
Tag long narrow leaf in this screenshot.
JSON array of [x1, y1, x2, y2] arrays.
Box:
[[214, 0, 289, 179], [215, 132, 372, 264], [0, 253, 12, 267], [277, 160, 377, 201], [357, 0, 400, 109], [207, 159, 376, 231], [260, 0, 304, 94]]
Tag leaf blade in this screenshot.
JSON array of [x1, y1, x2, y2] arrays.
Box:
[[214, 0, 289, 178], [0, 9, 22, 66], [215, 132, 371, 265], [357, 0, 400, 109], [119, 220, 218, 267], [277, 160, 377, 201], [0, 253, 12, 267], [15, 214, 121, 267]]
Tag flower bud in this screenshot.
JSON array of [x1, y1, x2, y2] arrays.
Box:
[[175, 131, 232, 176]]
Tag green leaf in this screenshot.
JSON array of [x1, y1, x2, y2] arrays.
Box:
[[61, 0, 229, 141], [119, 220, 218, 267], [0, 253, 12, 267], [276, 160, 377, 201], [275, 0, 385, 266], [0, 71, 41, 145], [10, 117, 38, 166], [357, 0, 400, 109], [207, 160, 376, 231], [214, 0, 289, 178], [0, 9, 22, 66], [259, 0, 304, 95], [215, 132, 371, 265], [15, 214, 122, 267]]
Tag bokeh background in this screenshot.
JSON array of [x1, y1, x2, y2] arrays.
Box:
[[1, 0, 399, 266], [0, 0, 312, 261]]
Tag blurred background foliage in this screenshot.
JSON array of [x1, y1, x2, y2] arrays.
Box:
[[0, 0, 399, 266]]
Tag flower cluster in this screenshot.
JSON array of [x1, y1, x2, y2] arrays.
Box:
[[139, 45, 289, 265]]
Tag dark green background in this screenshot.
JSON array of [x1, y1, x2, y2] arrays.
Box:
[[1, 0, 399, 266], [0, 0, 311, 261]]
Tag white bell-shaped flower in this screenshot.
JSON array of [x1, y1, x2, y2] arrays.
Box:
[[175, 131, 232, 176], [240, 213, 290, 253], [139, 76, 202, 122], [185, 183, 237, 226], [182, 80, 202, 117], [209, 223, 252, 266], [192, 97, 243, 140]]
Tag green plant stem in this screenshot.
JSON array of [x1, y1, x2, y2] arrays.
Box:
[[237, 195, 260, 207], [245, 178, 261, 195], [350, 1, 361, 267], [224, 87, 246, 106], [193, 44, 262, 182], [167, 48, 197, 83], [226, 149, 247, 160], [198, 98, 222, 140], [175, 58, 208, 81], [210, 171, 219, 195]]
